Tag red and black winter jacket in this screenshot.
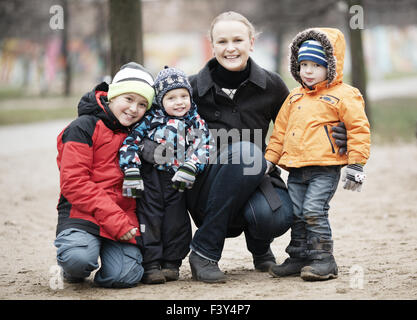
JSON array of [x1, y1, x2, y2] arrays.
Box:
[[56, 82, 140, 245]]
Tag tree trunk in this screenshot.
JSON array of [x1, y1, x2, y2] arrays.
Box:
[[109, 0, 143, 76], [62, 0, 71, 96], [347, 0, 371, 123]]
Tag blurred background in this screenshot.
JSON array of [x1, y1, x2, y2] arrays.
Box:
[[0, 0, 416, 144]]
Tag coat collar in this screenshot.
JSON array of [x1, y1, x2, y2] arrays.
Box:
[[196, 57, 267, 97]]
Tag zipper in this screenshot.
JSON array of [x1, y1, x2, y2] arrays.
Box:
[[324, 125, 335, 153]]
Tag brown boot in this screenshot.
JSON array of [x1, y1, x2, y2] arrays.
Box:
[[141, 262, 166, 284], [161, 261, 180, 282]]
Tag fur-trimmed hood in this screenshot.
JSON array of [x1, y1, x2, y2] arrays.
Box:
[[289, 28, 346, 88]]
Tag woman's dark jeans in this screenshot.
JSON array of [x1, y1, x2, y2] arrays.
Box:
[[187, 141, 293, 261]]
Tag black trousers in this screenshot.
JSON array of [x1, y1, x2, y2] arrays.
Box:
[[136, 162, 191, 267]]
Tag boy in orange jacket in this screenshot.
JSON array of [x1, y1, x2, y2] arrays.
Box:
[[265, 28, 370, 281]]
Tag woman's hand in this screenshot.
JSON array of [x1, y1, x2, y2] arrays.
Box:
[[120, 228, 138, 241]]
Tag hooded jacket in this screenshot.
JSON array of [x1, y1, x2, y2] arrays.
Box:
[[265, 28, 370, 169], [56, 82, 140, 245]]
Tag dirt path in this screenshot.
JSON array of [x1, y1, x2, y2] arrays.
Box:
[[0, 120, 416, 300]]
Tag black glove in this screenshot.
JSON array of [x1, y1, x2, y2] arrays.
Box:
[[332, 122, 347, 155]]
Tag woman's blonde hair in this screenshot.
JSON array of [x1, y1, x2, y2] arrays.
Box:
[[209, 11, 257, 42]]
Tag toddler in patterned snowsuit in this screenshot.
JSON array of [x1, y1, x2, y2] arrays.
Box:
[[119, 66, 212, 284]]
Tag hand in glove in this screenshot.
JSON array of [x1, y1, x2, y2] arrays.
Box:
[[122, 168, 144, 198], [342, 164, 366, 192], [332, 122, 347, 155], [172, 162, 197, 192]]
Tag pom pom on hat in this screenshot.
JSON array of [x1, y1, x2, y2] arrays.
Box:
[[298, 40, 328, 68], [154, 66, 192, 107], [108, 62, 155, 109]]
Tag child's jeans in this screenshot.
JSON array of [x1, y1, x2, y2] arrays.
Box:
[[54, 228, 144, 288], [286, 166, 341, 258]]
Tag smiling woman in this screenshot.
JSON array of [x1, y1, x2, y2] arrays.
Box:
[[210, 13, 255, 72]]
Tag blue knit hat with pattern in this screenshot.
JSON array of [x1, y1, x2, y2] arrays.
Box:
[[154, 66, 193, 107], [298, 39, 328, 68]]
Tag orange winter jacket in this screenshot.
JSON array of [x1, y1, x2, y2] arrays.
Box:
[[265, 28, 370, 169]]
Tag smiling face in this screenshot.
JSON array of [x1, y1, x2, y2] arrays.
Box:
[[211, 20, 254, 71], [299, 60, 328, 87], [162, 88, 191, 117], [108, 93, 148, 127]]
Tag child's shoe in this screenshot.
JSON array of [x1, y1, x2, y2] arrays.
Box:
[[300, 254, 338, 281], [161, 261, 180, 281], [269, 257, 309, 277], [141, 262, 166, 284], [301, 237, 338, 281]]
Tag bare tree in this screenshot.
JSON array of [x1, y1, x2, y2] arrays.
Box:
[[61, 0, 71, 96], [346, 0, 370, 122], [109, 0, 143, 76]]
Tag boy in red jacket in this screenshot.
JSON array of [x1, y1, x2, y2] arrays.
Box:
[[54, 62, 155, 288]]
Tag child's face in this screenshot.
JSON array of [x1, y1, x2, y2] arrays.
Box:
[[108, 93, 148, 127], [162, 88, 191, 117], [211, 20, 254, 72], [299, 60, 328, 87]]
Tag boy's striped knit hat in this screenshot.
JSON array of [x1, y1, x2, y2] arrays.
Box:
[[107, 62, 155, 109], [298, 39, 328, 68], [154, 66, 192, 107]]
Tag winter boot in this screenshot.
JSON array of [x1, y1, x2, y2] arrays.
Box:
[[300, 237, 338, 281], [269, 257, 309, 277], [189, 251, 226, 283], [269, 239, 308, 277], [141, 262, 166, 284], [161, 260, 181, 282], [253, 247, 277, 272]]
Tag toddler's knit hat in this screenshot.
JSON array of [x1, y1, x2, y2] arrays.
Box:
[[154, 66, 193, 107], [298, 40, 328, 68], [107, 62, 155, 109]]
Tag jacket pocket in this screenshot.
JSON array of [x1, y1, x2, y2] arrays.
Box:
[[324, 125, 335, 154]]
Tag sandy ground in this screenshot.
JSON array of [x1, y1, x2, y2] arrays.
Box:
[[0, 119, 416, 300]]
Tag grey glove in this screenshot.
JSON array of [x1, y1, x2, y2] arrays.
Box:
[[123, 168, 144, 198], [332, 122, 347, 155], [172, 162, 197, 192], [342, 164, 366, 192]]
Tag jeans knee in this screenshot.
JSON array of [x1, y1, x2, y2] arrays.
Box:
[[114, 263, 144, 288], [57, 247, 98, 278], [55, 228, 99, 278], [95, 244, 144, 288]]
